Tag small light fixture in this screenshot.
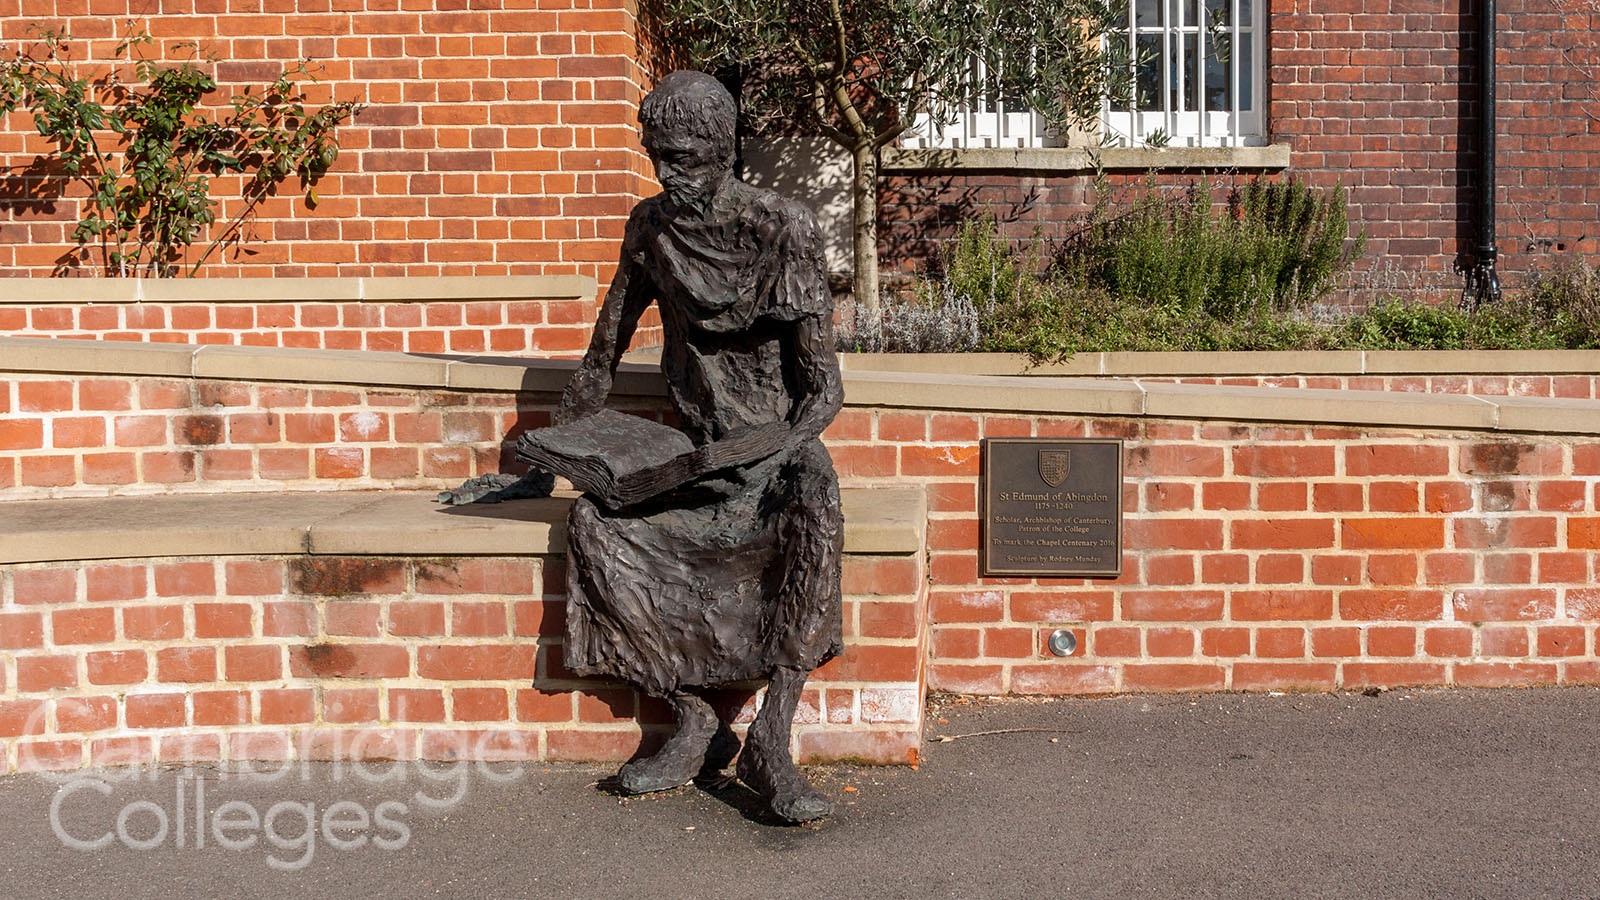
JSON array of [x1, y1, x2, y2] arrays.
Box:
[[1047, 629, 1078, 657]]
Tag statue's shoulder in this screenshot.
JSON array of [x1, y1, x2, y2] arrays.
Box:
[[735, 182, 821, 239]]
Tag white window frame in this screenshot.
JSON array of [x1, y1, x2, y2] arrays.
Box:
[[1102, 0, 1267, 148], [903, 2, 1266, 151]]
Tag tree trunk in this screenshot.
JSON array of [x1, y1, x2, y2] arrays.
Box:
[[850, 141, 880, 324]]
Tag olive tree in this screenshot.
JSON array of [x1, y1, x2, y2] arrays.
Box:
[[642, 0, 1128, 316]]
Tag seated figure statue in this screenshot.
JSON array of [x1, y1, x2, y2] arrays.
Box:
[[548, 70, 844, 823]]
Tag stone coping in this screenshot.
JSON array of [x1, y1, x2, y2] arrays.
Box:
[[5, 336, 1600, 434], [0, 488, 925, 565], [838, 350, 1600, 377], [0, 274, 596, 304], [882, 144, 1292, 173]]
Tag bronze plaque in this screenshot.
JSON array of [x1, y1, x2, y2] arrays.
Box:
[[982, 438, 1124, 577]]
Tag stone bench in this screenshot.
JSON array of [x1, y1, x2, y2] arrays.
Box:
[[0, 487, 927, 774]]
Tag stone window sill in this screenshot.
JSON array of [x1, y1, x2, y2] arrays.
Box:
[[882, 144, 1291, 173]]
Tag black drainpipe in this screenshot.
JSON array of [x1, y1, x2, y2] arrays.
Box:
[[1466, 0, 1502, 305]]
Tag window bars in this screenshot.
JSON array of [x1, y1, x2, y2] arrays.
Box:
[[905, 0, 1264, 150]]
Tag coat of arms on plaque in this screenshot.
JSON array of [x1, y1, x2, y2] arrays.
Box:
[[1037, 449, 1070, 486]]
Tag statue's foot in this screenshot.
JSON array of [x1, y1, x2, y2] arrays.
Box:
[[616, 693, 719, 794], [699, 721, 741, 777], [735, 737, 832, 823]]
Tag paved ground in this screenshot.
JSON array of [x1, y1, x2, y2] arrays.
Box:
[[3, 687, 1599, 900]]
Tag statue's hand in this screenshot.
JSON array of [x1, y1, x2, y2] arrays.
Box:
[[436, 471, 556, 505]]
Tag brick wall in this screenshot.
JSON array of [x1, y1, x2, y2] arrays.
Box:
[[0, 550, 924, 773], [819, 407, 1600, 694], [0, 0, 654, 298], [879, 0, 1600, 302], [0, 300, 599, 354]]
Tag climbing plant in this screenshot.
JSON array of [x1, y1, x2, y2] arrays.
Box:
[[0, 27, 361, 276]]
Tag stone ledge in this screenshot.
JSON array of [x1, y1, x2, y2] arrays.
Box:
[[0, 274, 596, 305], [882, 144, 1291, 173], [0, 488, 926, 565], [841, 349, 1600, 377], [5, 336, 1599, 434]]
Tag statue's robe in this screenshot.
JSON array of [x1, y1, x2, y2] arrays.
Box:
[[562, 182, 844, 695]]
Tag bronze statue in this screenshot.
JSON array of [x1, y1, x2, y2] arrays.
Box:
[[522, 70, 845, 823]]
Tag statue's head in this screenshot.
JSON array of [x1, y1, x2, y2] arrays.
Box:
[[639, 71, 736, 213]]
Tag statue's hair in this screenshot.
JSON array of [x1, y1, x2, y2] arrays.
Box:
[[639, 71, 736, 163]]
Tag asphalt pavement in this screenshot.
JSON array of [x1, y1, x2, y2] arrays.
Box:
[[3, 687, 1599, 900]]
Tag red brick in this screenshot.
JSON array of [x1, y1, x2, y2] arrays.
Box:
[[20, 455, 75, 486], [1146, 627, 1195, 657], [290, 644, 410, 678], [194, 603, 253, 638], [813, 644, 920, 681], [1461, 443, 1562, 476], [1570, 518, 1600, 549], [324, 688, 383, 724], [1367, 554, 1418, 585], [1191, 627, 1243, 658], [1231, 520, 1333, 549], [1452, 588, 1556, 622], [1144, 554, 1195, 585], [1128, 445, 1223, 477], [0, 700, 48, 737], [224, 560, 284, 596], [860, 601, 920, 639], [1009, 591, 1113, 622], [1454, 662, 1558, 688], [1423, 627, 1473, 658], [126, 693, 186, 729], [1203, 482, 1251, 510], [417, 645, 537, 680], [1255, 554, 1303, 584], [1366, 626, 1417, 657], [415, 558, 536, 595], [260, 689, 315, 724], [325, 602, 384, 637], [263, 601, 318, 637], [1424, 482, 1472, 513], [1480, 626, 1530, 657], [156, 647, 217, 682], [1233, 446, 1334, 477], [122, 605, 184, 640], [1233, 662, 1336, 692], [87, 650, 147, 684], [0, 612, 44, 649], [1312, 483, 1364, 512], [1538, 552, 1588, 584], [842, 557, 919, 595], [1343, 663, 1447, 689], [392, 688, 448, 722], [1311, 626, 1361, 658], [1123, 590, 1224, 621], [928, 664, 1005, 693], [1127, 519, 1224, 550], [452, 687, 511, 721], [0, 418, 45, 450], [1200, 553, 1249, 584], [1339, 589, 1444, 621], [1345, 445, 1448, 476], [932, 628, 980, 658], [1230, 590, 1333, 621], [51, 608, 116, 644], [194, 691, 252, 726], [1123, 664, 1225, 692], [18, 655, 77, 691], [515, 688, 573, 722], [1009, 664, 1117, 695], [290, 557, 406, 595], [224, 645, 283, 681], [13, 568, 76, 605], [985, 627, 1036, 658], [1537, 625, 1587, 657], [154, 562, 215, 597], [900, 443, 979, 476], [1342, 518, 1444, 550], [1085, 626, 1136, 657], [18, 381, 73, 412], [1256, 627, 1306, 658]]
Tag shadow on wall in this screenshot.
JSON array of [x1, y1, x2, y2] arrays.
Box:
[[740, 135, 855, 278]]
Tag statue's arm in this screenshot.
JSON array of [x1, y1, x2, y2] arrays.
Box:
[[554, 240, 653, 425], [785, 311, 845, 442]]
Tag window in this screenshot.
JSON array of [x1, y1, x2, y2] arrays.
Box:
[[904, 2, 1266, 150], [1104, 0, 1266, 148]]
